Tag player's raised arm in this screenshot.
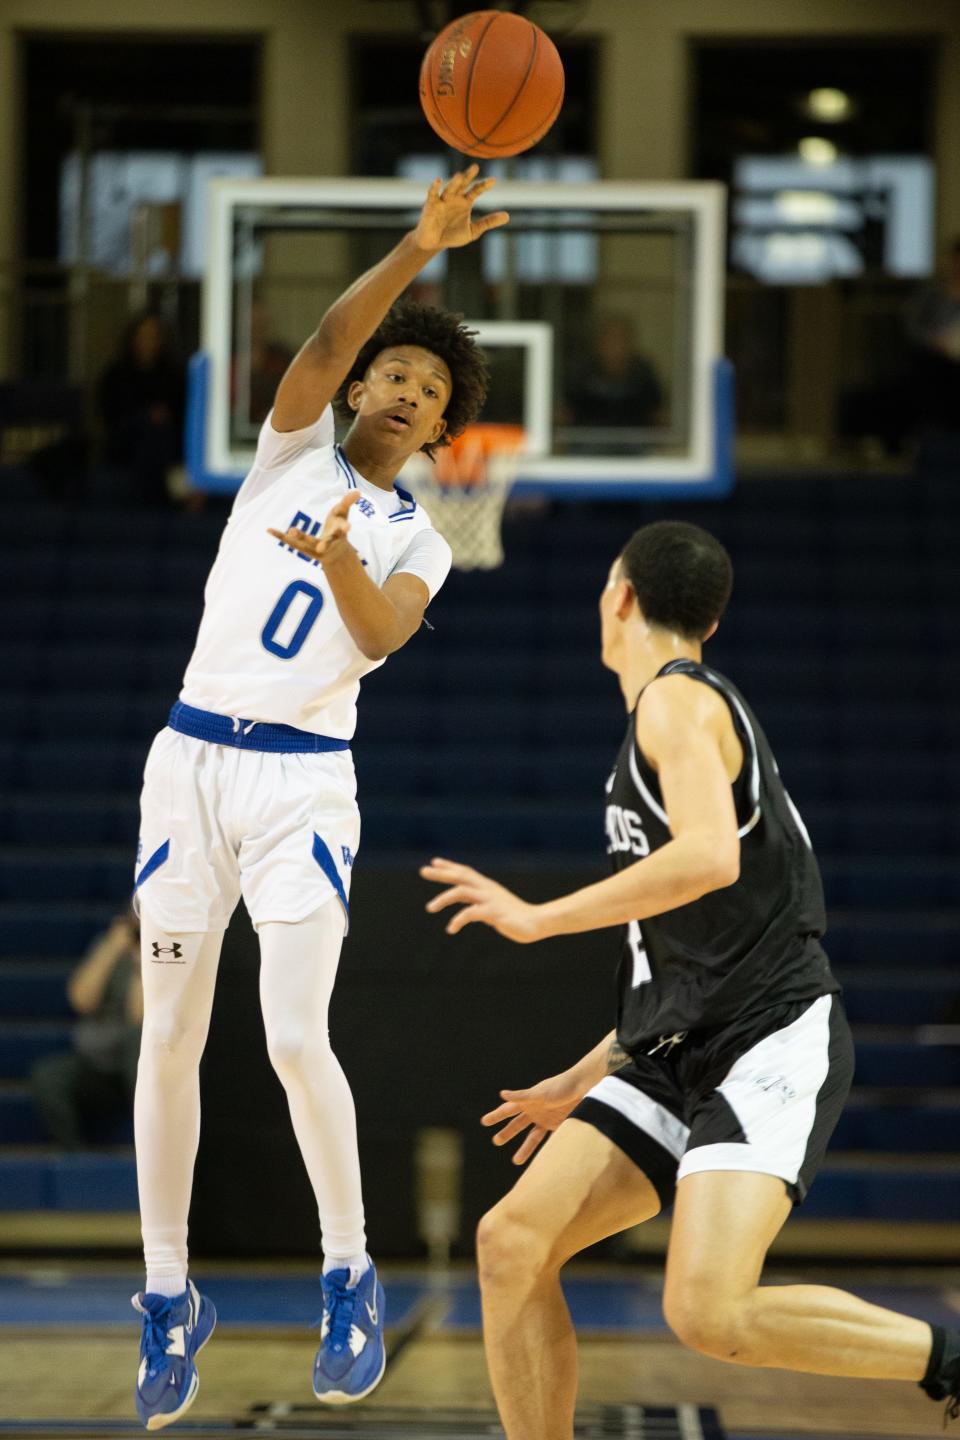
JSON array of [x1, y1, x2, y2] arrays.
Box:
[[421, 676, 740, 940], [270, 166, 508, 432]]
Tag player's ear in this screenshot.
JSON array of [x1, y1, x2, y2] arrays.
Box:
[[346, 379, 365, 413], [702, 619, 719, 642], [615, 578, 637, 620], [427, 416, 447, 445]]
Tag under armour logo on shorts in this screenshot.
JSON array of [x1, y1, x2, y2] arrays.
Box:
[[341, 846, 354, 868], [151, 941, 183, 960]]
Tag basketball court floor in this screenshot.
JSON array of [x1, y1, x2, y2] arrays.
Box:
[[1, 1262, 956, 1439]]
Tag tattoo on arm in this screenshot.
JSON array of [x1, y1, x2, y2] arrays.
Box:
[[605, 1036, 630, 1073]]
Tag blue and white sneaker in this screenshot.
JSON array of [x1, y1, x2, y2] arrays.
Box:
[[132, 1280, 217, 1430], [312, 1263, 386, 1404]]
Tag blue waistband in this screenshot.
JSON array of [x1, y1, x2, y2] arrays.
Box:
[[168, 702, 350, 754]]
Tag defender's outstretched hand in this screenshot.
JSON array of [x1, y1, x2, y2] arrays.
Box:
[[421, 857, 543, 941], [482, 1072, 587, 1166], [414, 165, 509, 252], [268, 491, 360, 564]]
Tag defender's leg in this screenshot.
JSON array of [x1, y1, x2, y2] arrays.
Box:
[[664, 1169, 932, 1379], [477, 1118, 661, 1440]]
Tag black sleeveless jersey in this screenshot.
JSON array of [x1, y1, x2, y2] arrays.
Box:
[[606, 659, 838, 1053]]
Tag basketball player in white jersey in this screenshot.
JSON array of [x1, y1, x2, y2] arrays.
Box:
[[130, 165, 507, 1431]]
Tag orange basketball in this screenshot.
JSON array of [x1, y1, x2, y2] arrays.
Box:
[[419, 10, 564, 159]]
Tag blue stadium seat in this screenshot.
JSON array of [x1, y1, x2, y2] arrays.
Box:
[[803, 1167, 960, 1222], [833, 1099, 960, 1152], [0, 1151, 137, 1210], [0, 1022, 73, 1080], [0, 850, 131, 903], [0, 1085, 44, 1144], [0, 741, 147, 793], [825, 916, 960, 970], [0, 796, 137, 846], [0, 962, 72, 1019], [852, 1040, 960, 1089], [840, 973, 957, 1025], [0, 903, 114, 958]]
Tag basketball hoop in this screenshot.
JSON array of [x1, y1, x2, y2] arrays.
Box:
[[401, 423, 525, 572]]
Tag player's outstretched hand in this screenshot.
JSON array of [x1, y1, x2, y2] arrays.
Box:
[[481, 1072, 586, 1165], [414, 165, 509, 252], [421, 856, 542, 941], [268, 490, 360, 564]]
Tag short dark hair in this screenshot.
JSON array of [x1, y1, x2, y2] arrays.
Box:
[[334, 299, 489, 459], [619, 521, 733, 641]]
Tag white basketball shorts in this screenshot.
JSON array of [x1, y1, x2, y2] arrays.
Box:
[[133, 727, 360, 934]]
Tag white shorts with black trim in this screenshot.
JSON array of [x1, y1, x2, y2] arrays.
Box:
[[572, 993, 854, 1209], [133, 727, 359, 934]]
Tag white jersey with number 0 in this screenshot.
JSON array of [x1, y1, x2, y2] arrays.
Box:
[[179, 408, 452, 740]]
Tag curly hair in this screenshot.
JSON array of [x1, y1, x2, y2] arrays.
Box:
[[620, 521, 733, 641], [333, 300, 489, 458]]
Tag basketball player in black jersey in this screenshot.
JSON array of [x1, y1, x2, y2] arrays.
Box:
[[422, 521, 960, 1437]]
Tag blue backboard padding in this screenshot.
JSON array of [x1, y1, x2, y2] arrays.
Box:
[[184, 352, 246, 496]]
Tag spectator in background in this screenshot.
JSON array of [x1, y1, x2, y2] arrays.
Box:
[[30, 911, 143, 1149], [231, 298, 294, 425], [905, 236, 960, 437], [97, 310, 186, 506], [565, 312, 663, 436]]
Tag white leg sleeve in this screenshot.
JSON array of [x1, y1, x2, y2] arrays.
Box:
[[135, 913, 223, 1292], [258, 900, 367, 1260]]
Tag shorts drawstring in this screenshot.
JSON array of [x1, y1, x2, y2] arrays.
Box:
[[648, 1031, 688, 1058], [230, 716, 259, 737]]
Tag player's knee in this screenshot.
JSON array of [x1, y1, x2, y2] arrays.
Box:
[[140, 1013, 194, 1063], [476, 1202, 552, 1289], [264, 1018, 329, 1079], [663, 1285, 744, 1360]]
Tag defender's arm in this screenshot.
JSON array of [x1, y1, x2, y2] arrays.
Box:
[[481, 1031, 629, 1166]]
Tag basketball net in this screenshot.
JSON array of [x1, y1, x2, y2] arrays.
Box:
[[401, 423, 525, 572]]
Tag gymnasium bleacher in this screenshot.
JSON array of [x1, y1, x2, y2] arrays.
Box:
[[0, 460, 958, 1229]]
